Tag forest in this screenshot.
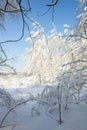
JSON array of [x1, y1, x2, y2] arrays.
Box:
[[0, 0, 87, 130]]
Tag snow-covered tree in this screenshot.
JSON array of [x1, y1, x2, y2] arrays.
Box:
[[23, 23, 67, 84], [70, 0, 87, 41]]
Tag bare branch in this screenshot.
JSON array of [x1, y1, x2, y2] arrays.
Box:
[[0, 97, 36, 127], [38, 7, 51, 16], [84, 19, 87, 37], [46, 0, 59, 6]]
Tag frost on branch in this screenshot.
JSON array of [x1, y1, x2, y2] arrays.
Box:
[[0, 88, 15, 109]]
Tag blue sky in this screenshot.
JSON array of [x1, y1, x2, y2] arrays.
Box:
[[0, 0, 80, 71]]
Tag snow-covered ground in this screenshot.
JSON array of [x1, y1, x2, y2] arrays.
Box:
[[0, 82, 87, 130], [13, 104, 87, 130]]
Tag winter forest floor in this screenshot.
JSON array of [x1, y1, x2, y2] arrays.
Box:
[[0, 85, 87, 130]]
